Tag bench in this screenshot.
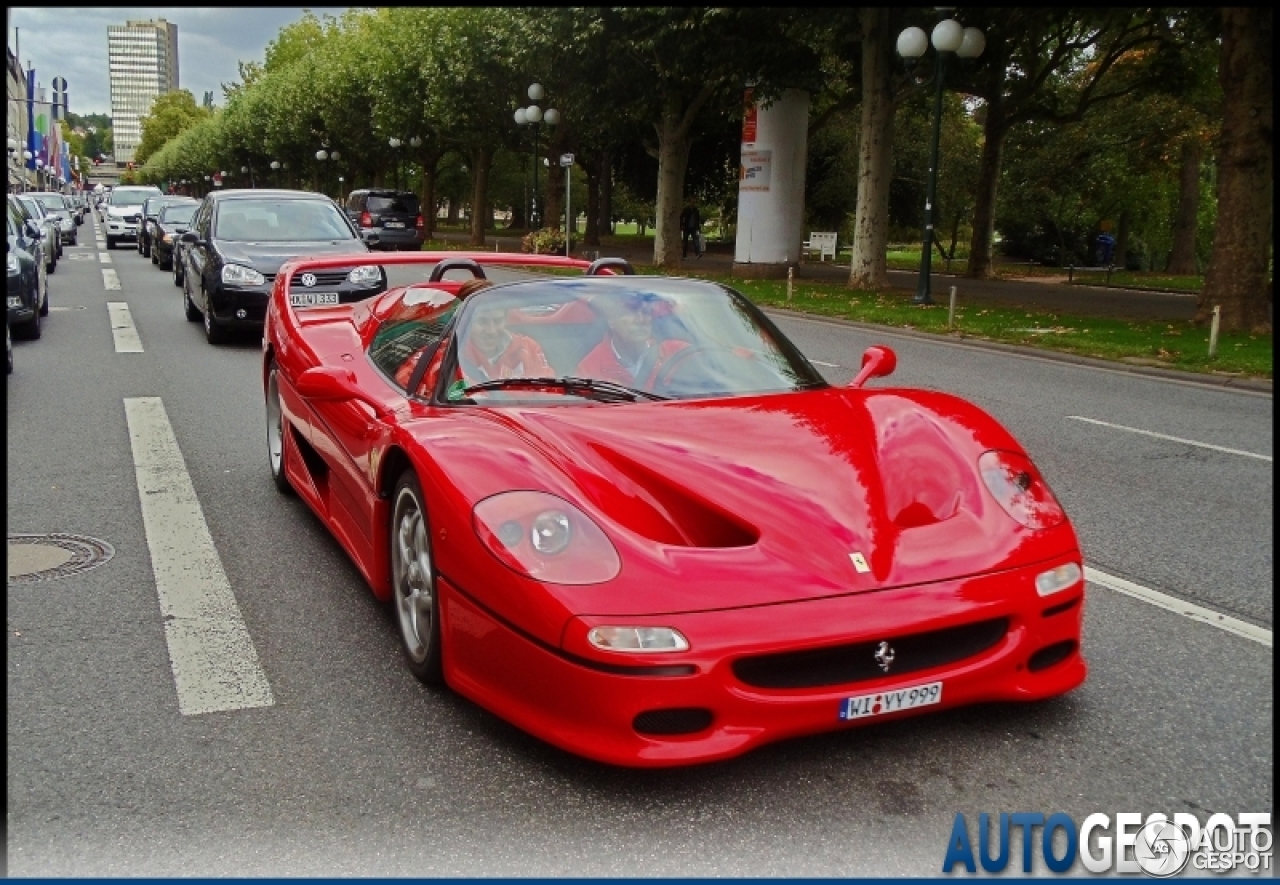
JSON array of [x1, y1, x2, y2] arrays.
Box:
[[803, 231, 838, 262], [1066, 264, 1117, 285]]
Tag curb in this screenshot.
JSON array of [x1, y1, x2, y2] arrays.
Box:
[[763, 306, 1273, 395]]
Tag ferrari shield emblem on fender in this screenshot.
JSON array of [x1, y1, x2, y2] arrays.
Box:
[[849, 552, 870, 573]]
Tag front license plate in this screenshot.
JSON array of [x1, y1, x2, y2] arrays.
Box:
[[838, 680, 942, 721], [290, 291, 340, 307], [384, 221, 406, 228]]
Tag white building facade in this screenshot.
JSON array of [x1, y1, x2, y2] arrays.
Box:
[[107, 18, 179, 164], [7, 47, 32, 191]]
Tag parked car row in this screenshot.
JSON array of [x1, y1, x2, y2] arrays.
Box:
[[7, 194, 54, 365]]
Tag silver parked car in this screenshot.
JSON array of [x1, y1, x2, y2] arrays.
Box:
[[26, 192, 78, 246], [13, 194, 59, 273]]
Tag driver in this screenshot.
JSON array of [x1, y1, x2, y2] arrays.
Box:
[[575, 291, 687, 388], [459, 292, 554, 382]]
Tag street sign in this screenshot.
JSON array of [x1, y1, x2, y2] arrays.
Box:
[[560, 153, 574, 167]]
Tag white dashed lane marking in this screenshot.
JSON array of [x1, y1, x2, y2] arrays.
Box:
[[102, 269, 120, 290], [1067, 416, 1271, 462], [1087, 567, 1271, 647], [124, 397, 275, 715], [107, 302, 143, 352]]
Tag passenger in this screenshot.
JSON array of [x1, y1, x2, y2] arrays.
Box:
[[459, 283, 554, 381], [575, 291, 687, 388]]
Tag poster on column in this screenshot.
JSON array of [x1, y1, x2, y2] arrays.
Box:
[[739, 149, 772, 192]]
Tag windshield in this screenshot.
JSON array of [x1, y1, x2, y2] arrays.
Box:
[[110, 187, 161, 206], [368, 194, 420, 214], [214, 199, 356, 242], [34, 194, 68, 211], [160, 204, 197, 224], [384, 277, 825, 403]]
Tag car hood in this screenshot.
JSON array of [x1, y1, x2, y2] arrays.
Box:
[[421, 387, 1079, 615], [215, 240, 369, 273]]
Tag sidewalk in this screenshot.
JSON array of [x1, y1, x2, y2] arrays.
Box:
[[464, 232, 1197, 323]]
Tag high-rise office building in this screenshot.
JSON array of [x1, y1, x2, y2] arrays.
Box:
[[107, 18, 179, 164]]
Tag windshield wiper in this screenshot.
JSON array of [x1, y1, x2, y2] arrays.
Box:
[[454, 376, 668, 403]]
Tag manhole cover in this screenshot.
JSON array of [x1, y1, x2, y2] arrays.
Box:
[[8, 533, 115, 584]]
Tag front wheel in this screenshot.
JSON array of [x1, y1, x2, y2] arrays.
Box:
[[183, 278, 201, 321], [202, 290, 229, 344], [390, 470, 444, 685], [265, 361, 294, 495]]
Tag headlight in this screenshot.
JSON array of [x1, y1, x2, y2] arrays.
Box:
[[221, 263, 266, 286], [473, 491, 620, 585], [979, 450, 1066, 530], [1035, 562, 1082, 597], [347, 264, 382, 286], [587, 626, 690, 653], [7, 254, 20, 274]]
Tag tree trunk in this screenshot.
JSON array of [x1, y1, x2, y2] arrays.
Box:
[[849, 7, 894, 289], [584, 164, 601, 247], [419, 155, 439, 242], [468, 147, 492, 246], [654, 103, 694, 267], [1115, 209, 1131, 270], [446, 199, 459, 225], [542, 131, 566, 230], [965, 110, 1008, 280], [600, 149, 613, 235], [1199, 7, 1272, 332], [1166, 138, 1204, 275]]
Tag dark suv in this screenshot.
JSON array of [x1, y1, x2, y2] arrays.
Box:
[[343, 188, 425, 251]]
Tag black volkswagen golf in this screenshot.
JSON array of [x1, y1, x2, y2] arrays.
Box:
[[180, 189, 386, 344]]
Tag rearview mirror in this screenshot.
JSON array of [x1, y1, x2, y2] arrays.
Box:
[[848, 345, 897, 388], [296, 366, 391, 418]]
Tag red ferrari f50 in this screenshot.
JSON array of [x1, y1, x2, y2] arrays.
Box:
[[262, 251, 1086, 767]]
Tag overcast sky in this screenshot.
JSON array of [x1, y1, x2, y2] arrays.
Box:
[[8, 7, 351, 119]]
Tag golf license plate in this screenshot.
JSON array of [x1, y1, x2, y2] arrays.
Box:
[[838, 680, 942, 721], [290, 291, 340, 307]]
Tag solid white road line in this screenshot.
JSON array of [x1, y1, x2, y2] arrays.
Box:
[[1066, 415, 1272, 462], [124, 397, 275, 715], [99, 251, 111, 263], [1086, 566, 1272, 648], [107, 302, 144, 353], [810, 359, 839, 368], [102, 269, 120, 290]]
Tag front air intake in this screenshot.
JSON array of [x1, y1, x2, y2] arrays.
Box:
[[633, 708, 713, 736]]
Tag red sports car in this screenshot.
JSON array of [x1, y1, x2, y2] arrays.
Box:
[[262, 251, 1087, 768]]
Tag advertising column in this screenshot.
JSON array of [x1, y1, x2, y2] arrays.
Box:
[[732, 87, 809, 279]]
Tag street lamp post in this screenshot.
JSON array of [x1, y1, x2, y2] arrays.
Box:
[[897, 14, 984, 304], [514, 83, 559, 230], [270, 160, 281, 187]]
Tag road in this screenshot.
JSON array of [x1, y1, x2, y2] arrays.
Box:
[[6, 218, 1272, 876]]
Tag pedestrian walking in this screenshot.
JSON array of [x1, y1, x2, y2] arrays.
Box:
[[680, 200, 703, 259]]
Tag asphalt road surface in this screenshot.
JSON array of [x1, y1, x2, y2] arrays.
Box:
[[6, 220, 1272, 876]]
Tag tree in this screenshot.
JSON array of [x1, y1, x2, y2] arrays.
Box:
[[962, 8, 1175, 279], [1199, 7, 1272, 333], [134, 90, 211, 166]]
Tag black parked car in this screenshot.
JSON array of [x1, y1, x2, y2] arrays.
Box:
[[138, 194, 192, 257], [151, 200, 200, 271], [180, 188, 386, 344], [7, 197, 49, 340], [343, 188, 425, 251]]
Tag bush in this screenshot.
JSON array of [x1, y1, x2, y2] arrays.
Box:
[[522, 227, 566, 254]]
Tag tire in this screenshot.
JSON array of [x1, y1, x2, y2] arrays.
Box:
[[38, 284, 49, 317], [14, 309, 41, 341], [390, 469, 444, 685], [174, 253, 185, 287], [265, 360, 295, 495], [203, 305, 229, 344], [183, 277, 202, 322], [106, 237, 115, 250], [151, 246, 159, 265]]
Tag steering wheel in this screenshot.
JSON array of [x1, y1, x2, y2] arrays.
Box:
[[650, 345, 737, 396]]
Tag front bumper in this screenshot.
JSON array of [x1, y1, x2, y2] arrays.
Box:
[[106, 217, 140, 238], [440, 555, 1087, 767], [8, 272, 37, 323], [210, 279, 387, 326]]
